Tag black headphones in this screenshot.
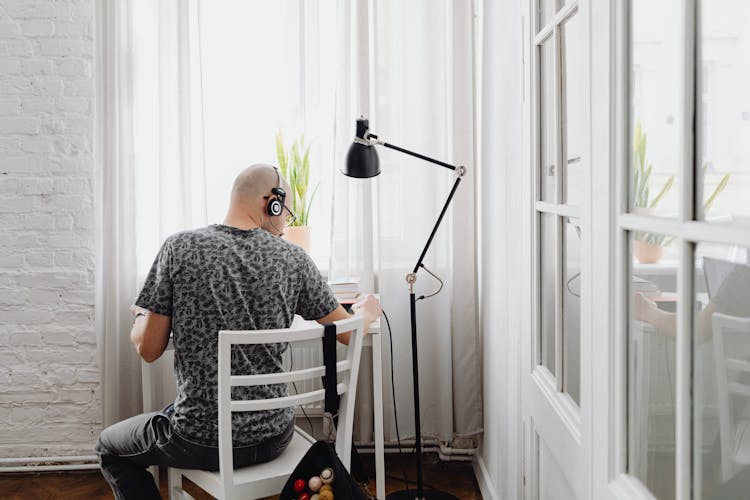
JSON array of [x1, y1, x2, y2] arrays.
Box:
[[266, 166, 286, 217]]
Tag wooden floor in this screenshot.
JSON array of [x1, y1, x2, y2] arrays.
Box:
[[0, 453, 482, 499]]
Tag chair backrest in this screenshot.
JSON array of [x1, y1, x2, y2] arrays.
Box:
[[216, 315, 365, 490], [712, 312, 750, 481]]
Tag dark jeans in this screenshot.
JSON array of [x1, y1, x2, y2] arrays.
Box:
[[95, 410, 294, 500]]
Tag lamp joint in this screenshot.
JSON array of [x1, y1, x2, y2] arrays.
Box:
[[405, 272, 417, 293], [456, 165, 467, 177]]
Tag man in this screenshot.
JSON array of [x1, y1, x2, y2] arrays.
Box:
[[635, 259, 749, 500], [96, 163, 381, 500]]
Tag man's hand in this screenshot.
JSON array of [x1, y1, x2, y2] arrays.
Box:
[[351, 294, 382, 329], [316, 294, 381, 345]]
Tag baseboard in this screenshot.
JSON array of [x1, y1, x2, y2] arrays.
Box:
[[473, 453, 500, 500]]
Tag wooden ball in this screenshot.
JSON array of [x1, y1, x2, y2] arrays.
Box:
[[319, 490, 334, 500], [320, 484, 333, 493], [320, 467, 335, 484], [308, 475, 322, 492], [310, 495, 320, 500], [298, 493, 310, 500]]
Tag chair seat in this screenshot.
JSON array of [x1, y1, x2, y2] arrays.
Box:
[[173, 428, 315, 499]]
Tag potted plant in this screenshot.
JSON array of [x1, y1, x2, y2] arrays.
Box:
[[632, 121, 675, 263], [632, 121, 730, 263], [275, 132, 319, 252]]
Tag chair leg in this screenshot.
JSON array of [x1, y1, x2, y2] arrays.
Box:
[[167, 468, 192, 500]]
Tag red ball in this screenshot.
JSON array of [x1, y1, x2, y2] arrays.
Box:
[[298, 493, 310, 500], [293, 478, 306, 493]]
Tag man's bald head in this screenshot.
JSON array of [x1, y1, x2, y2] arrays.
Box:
[[231, 163, 283, 206]]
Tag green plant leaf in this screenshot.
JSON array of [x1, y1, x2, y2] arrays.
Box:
[[275, 132, 318, 226], [648, 174, 674, 209], [703, 172, 730, 213], [301, 181, 319, 226]]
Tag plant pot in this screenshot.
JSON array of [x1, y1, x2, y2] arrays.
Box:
[[284, 226, 311, 253], [633, 239, 664, 264]]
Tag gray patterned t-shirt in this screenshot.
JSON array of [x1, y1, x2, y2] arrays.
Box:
[[135, 224, 339, 447]]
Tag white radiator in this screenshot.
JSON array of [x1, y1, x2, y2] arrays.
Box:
[[284, 317, 375, 443]]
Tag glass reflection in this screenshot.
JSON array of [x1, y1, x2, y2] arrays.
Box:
[[629, 232, 676, 499], [541, 214, 556, 373], [562, 13, 583, 207], [563, 219, 580, 405], [630, 0, 681, 218], [697, 1, 750, 226], [694, 244, 750, 499], [540, 38, 556, 203]]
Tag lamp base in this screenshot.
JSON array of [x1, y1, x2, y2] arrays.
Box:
[[386, 489, 460, 500]]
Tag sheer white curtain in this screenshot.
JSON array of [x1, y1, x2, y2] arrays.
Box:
[[98, 0, 207, 425], [330, 0, 482, 445], [100, 0, 482, 444]]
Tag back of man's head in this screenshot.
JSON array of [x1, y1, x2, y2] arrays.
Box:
[[231, 163, 280, 207]]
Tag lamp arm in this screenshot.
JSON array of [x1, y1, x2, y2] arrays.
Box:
[[367, 134, 458, 171], [411, 175, 463, 275]]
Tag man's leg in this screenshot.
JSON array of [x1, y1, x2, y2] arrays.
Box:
[[95, 412, 172, 500], [96, 412, 295, 499]]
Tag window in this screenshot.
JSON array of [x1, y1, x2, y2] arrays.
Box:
[[534, 0, 583, 406], [131, 0, 338, 275], [621, 1, 750, 498]]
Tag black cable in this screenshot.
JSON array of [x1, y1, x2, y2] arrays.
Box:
[[416, 264, 443, 301], [382, 309, 411, 491], [566, 271, 581, 298], [289, 348, 315, 435]]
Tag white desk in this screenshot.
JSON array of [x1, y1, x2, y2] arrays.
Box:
[[141, 319, 386, 500]]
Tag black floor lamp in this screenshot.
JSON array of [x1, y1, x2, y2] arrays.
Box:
[[342, 117, 463, 500]]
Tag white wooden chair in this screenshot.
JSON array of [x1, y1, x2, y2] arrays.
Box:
[[712, 312, 750, 481], [168, 316, 365, 500]]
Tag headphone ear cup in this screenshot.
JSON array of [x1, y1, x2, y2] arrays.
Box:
[[267, 197, 283, 217]]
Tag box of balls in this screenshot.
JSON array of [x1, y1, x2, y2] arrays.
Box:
[[288, 466, 336, 500]]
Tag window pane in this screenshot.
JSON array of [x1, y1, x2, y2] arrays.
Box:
[[563, 219, 580, 405], [694, 243, 750, 499], [630, 0, 681, 218], [697, 2, 750, 227], [562, 13, 583, 207], [628, 232, 677, 499], [540, 38, 556, 202], [541, 214, 556, 372], [538, 0, 555, 30]]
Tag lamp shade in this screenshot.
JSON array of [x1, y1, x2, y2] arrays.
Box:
[[343, 141, 381, 178], [342, 117, 381, 178]]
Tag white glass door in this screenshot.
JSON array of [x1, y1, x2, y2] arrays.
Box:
[[610, 1, 750, 498], [523, 0, 590, 498]]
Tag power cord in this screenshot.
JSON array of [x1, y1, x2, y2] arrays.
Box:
[[383, 308, 439, 492], [382, 309, 411, 491], [416, 264, 443, 301]]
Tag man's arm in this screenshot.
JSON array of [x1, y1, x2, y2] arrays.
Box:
[[316, 294, 382, 345], [634, 292, 718, 341], [129, 305, 172, 363]]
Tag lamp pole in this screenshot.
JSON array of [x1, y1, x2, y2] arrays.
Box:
[[344, 118, 463, 500]]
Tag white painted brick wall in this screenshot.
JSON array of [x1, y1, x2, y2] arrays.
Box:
[[0, 0, 98, 459]]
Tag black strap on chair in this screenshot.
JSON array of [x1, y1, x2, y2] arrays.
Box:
[[322, 323, 340, 416], [321, 322, 369, 487]]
